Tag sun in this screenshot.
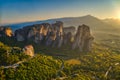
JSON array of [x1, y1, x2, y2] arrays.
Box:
[[117, 14, 120, 20], [116, 10, 120, 19], [116, 11, 120, 19]]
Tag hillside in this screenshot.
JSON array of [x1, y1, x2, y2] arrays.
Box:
[[0, 39, 120, 80]]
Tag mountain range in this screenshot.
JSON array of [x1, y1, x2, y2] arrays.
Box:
[[3, 15, 120, 40], [7, 15, 119, 30]]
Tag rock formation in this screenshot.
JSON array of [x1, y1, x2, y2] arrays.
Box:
[[23, 45, 34, 57], [14, 21, 94, 52], [47, 21, 63, 47], [0, 27, 13, 37], [63, 32, 73, 45], [63, 26, 76, 35], [72, 24, 94, 52], [15, 29, 25, 41], [15, 21, 64, 47]]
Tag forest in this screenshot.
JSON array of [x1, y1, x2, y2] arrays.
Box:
[[0, 35, 120, 80]]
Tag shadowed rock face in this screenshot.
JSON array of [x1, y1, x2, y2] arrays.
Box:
[[63, 26, 76, 45], [50, 21, 63, 47], [63, 26, 76, 35], [0, 27, 4, 37], [72, 24, 94, 52], [63, 32, 73, 45], [15, 21, 94, 52], [15, 29, 25, 41]]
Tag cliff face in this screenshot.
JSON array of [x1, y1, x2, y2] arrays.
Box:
[[63, 26, 76, 35], [15, 21, 94, 52], [63, 26, 76, 45], [72, 24, 94, 52], [15, 21, 64, 47]]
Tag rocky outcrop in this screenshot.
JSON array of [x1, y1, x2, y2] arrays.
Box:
[[23, 45, 34, 57], [15, 21, 64, 47], [72, 24, 94, 52], [15, 29, 25, 41], [63, 32, 73, 45], [4, 27, 13, 37], [0, 27, 13, 37], [15, 21, 94, 52], [47, 21, 63, 47]]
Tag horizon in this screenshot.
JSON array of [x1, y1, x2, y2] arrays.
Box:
[[0, 0, 120, 25], [0, 14, 106, 25]]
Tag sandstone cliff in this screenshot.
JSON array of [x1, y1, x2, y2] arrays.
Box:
[[72, 24, 94, 52], [14, 21, 93, 52]]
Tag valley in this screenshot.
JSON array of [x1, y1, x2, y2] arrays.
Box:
[[0, 15, 120, 80], [1, 0, 120, 79], [0, 19, 120, 80]]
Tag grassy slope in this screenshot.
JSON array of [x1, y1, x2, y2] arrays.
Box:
[[0, 33, 120, 80], [0, 42, 120, 80]]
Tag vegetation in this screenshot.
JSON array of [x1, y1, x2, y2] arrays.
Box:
[[0, 34, 120, 80], [0, 42, 29, 66]]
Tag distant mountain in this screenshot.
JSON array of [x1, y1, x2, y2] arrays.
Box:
[[4, 15, 120, 35], [103, 18, 120, 28]]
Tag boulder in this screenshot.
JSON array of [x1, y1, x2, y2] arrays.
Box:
[[23, 45, 34, 57]]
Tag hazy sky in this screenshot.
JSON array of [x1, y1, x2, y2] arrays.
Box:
[[0, 0, 120, 24]]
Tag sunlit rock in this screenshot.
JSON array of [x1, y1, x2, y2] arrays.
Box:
[[0, 27, 13, 37], [4, 27, 13, 37], [23, 45, 34, 57], [72, 24, 94, 52]]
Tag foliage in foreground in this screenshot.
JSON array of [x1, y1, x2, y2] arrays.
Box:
[[0, 39, 120, 80], [0, 52, 120, 80]]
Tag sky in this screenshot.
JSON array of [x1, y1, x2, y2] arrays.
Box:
[[0, 0, 120, 24]]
